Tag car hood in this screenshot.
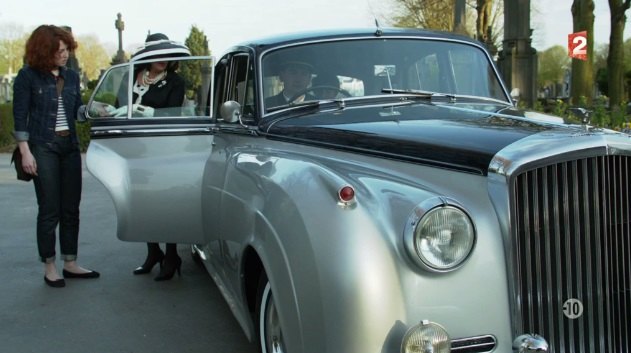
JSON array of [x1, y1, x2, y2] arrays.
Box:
[[261, 102, 575, 175]]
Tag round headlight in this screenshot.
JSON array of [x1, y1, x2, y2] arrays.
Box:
[[405, 200, 475, 272], [401, 320, 450, 353]]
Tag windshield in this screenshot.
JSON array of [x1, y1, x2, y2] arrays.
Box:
[[261, 38, 508, 112]]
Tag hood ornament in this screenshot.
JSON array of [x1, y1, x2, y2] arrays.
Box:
[[569, 107, 591, 132]]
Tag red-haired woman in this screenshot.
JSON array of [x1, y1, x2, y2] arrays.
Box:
[[13, 25, 99, 288]]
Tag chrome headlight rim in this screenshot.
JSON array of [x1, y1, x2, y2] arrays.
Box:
[[403, 197, 476, 273]]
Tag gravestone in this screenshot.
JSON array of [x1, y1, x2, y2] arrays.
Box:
[[497, 0, 537, 107]]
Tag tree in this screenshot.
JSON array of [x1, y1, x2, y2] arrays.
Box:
[[594, 43, 609, 70], [390, 0, 503, 51], [570, 0, 595, 105], [185, 25, 211, 57], [592, 42, 631, 98], [476, 0, 494, 43], [607, 0, 631, 108], [0, 23, 28, 75], [594, 43, 610, 95], [75, 34, 111, 81], [538, 45, 570, 89], [475, 0, 503, 54], [391, 0, 457, 31], [181, 26, 211, 100]]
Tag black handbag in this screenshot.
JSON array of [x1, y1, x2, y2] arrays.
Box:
[[10, 147, 33, 182]]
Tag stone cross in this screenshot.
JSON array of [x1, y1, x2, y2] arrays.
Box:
[[112, 13, 127, 64]]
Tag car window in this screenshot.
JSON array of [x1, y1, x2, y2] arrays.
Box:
[[86, 57, 213, 119], [214, 53, 256, 124], [407, 54, 440, 92], [338, 75, 364, 96], [261, 39, 508, 112]]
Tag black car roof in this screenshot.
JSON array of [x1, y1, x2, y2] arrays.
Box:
[[228, 27, 482, 52]]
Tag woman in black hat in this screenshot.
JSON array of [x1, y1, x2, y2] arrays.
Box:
[[126, 33, 191, 281], [116, 33, 190, 118]]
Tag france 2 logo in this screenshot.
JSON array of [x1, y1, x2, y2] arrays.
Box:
[[568, 31, 588, 61]]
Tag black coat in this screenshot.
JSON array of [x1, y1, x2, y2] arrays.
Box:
[[265, 91, 317, 109], [117, 70, 185, 117]]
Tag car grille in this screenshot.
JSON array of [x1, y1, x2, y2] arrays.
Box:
[[511, 155, 631, 352]]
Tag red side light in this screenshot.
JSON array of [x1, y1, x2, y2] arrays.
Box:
[[338, 186, 355, 203]]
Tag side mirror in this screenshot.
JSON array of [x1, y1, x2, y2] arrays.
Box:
[[220, 101, 241, 123], [76, 105, 87, 122]]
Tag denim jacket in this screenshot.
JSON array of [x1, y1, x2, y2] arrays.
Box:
[[12, 65, 83, 145]]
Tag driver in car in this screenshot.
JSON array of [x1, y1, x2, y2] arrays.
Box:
[[265, 59, 316, 107]]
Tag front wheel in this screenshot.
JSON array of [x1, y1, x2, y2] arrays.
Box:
[[256, 273, 286, 353]]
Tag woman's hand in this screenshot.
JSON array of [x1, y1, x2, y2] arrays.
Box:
[[18, 142, 37, 176], [110, 104, 154, 117], [132, 104, 155, 117]]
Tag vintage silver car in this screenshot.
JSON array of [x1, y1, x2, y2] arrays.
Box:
[[82, 28, 631, 353]]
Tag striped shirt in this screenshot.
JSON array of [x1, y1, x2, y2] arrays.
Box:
[[55, 96, 69, 132]]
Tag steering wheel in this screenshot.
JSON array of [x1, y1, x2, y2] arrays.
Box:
[[288, 85, 351, 103]]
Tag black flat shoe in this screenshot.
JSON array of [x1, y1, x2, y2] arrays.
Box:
[[44, 276, 66, 288], [62, 269, 100, 279]]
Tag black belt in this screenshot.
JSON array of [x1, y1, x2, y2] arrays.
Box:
[[55, 130, 70, 137]]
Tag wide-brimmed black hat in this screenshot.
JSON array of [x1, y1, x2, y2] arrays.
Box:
[[131, 32, 190, 61]]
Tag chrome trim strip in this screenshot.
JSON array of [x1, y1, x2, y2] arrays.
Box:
[[91, 127, 212, 136], [90, 123, 213, 131], [451, 334, 497, 352], [89, 125, 215, 138]]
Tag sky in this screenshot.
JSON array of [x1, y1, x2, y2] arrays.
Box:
[[532, 0, 631, 50], [0, 0, 630, 57]]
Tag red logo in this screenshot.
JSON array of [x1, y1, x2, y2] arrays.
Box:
[[568, 31, 588, 61]]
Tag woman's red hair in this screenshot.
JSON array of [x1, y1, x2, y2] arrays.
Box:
[[24, 25, 78, 72]]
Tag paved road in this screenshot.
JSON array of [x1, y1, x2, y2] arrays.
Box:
[[0, 153, 257, 353]]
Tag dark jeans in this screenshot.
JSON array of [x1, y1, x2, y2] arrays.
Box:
[[31, 136, 82, 263]]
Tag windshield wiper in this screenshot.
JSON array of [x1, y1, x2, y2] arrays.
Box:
[[266, 98, 350, 114], [381, 88, 457, 103], [266, 100, 322, 113]]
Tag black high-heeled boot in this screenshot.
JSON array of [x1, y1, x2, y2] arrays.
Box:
[[133, 243, 165, 275], [155, 243, 181, 281]]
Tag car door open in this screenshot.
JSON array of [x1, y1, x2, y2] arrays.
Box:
[[83, 56, 215, 244]]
